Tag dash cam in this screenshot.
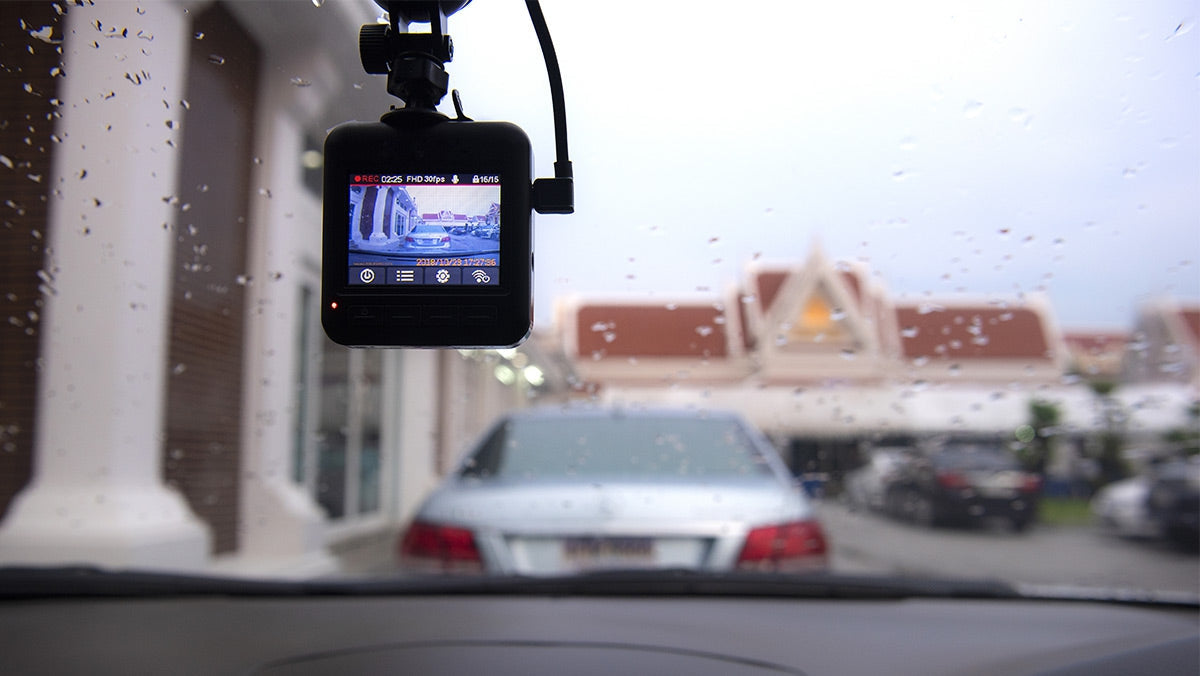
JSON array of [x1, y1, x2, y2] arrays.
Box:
[[321, 111, 533, 348], [321, 0, 570, 349]]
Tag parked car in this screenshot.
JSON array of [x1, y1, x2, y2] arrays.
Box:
[[398, 406, 828, 575], [843, 446, 909, 512], [1091, 475, 1160, 539], [1146, 456, 1200, 549], [883, 444, 1042, 531], [405, 223, 452, 249]]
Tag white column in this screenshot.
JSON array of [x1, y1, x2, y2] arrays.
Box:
[[370, 187, 390, 243], [231, 53, 334, 576], [350, 188, 366, 244], [0, 2, 210, 570]]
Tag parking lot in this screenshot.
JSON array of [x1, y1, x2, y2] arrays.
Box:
[[818, 500, 1200, 596]]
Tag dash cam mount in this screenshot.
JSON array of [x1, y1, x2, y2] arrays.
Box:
[[320, 1, 572, 348], [359, 1, 466, 111]]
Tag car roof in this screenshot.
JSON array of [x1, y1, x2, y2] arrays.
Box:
[[498, 404, 748, 424]]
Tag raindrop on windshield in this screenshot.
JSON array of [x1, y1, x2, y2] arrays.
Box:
[[207, 54, 224, 65]]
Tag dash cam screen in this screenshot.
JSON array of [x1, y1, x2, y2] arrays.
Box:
[[346, 174, 501, 287]]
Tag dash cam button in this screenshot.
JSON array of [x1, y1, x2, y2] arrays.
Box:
[[466, 268, 499, 285], [462, 306, 497, 326], [350, 267, 384, 285], [349, 306, 382, 326], [425, 267, 461, 285], [385, 305, 420, 326], [422, 305, 459, 326], [392, 267, 420, 284]]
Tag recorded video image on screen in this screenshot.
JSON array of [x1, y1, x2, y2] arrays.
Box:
[[347, 174, 501, 286]]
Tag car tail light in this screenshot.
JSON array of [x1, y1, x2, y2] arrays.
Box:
[[1020, 474, 1043, 493], [405, 236, 415, 244], [936, 471, 972, 489], [440, 236, 450, 243], [398, 521, 484, 573], [736, 520, 828, 572]]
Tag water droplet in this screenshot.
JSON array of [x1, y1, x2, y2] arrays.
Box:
[[917, 302, 944, 315], [172, 363, 187, 375], [962, 100, 984, 118], [289, 77, 312, 87], [0, 155, 12, 169], [312, 0, 325, 6], [194, 32, 205, 40], [695, 325, 714, 337], [207, 54, 225, 65], [1167, 20, 1193, 41], [1007, 107, 1033, 128]]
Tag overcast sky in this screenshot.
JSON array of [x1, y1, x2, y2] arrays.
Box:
[[425, 0, 1198, 330]]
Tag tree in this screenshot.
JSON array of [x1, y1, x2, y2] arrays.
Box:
[[1088, 380, 1129, 488], [1016, 399, 1060, 474]]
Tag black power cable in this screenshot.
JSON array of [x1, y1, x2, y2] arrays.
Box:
[[525, 0, 574, 214]]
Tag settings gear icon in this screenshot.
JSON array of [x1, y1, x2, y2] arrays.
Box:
[[435, 268, 451, 284]]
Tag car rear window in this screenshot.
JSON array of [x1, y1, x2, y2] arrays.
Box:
[[933, 449, 1019, 471], [460, 416, 776, 481]]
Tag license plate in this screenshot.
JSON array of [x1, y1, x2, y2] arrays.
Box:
[[562, 537, 655, 569]]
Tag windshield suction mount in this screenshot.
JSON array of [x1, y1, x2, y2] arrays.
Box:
[[360, 1, 469, 111], [359, 0, 574, 214]]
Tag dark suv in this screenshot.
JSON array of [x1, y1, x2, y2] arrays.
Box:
[[1146, 457, 1200, 549], [883, 445, 1042, 531]]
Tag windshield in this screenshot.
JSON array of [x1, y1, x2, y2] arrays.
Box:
[[0, 0, 1196, 600]]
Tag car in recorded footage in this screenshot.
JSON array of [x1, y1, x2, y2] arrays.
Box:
[[398, 406, 828, 575], [405, 222, 452, 249]]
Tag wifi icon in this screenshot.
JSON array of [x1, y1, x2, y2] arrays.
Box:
[[471, 269, 491, 284]]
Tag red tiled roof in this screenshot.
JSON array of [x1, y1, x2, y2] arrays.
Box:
[[1063, 332, 1128, 355], [755, 271, 788, 315], [895, 306, 1052, 360], [576, 304, 730, 359], [1180, 308, 1200, 348]]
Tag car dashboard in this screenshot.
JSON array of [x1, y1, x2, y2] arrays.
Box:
[[0, 569, 1196, 675]]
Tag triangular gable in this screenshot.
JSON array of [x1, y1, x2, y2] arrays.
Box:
[[761, 249, 879, 356]]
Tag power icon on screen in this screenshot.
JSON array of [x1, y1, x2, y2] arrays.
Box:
[[359, 268, 376, 284]]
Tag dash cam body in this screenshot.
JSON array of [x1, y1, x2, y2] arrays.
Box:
[[321, 109, 533, 348]]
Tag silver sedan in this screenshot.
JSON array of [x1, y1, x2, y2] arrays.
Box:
[[398, 407, 828, 575]]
